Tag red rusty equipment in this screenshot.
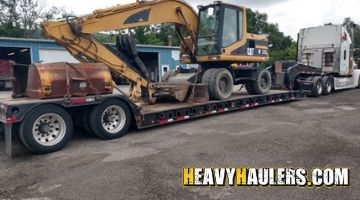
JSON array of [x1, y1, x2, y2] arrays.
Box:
[[0, 60, 14, 90], [25, 62, 113, 99]]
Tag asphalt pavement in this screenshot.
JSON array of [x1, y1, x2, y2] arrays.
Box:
[[0, 89, 359, 200]]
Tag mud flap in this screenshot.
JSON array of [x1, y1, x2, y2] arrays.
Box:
[[3, 124, 28, 158]]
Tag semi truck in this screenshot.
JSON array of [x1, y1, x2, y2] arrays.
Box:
[[272, 25, 360, 96]]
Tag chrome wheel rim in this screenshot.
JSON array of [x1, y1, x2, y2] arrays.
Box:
[[101, 105, 126, 134], [317, 82, 323, 94], [326, 82, 332, 93], [33, 113, 66, 146]]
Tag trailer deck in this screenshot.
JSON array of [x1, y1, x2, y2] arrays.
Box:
[[138, 90, 302, 128], [0, 88, 302, 157]]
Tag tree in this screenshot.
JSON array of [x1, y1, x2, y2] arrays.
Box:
[[0, 0, 24, 37], [343, 17, 360, 64], [18, 0, 46, 38], [0, 0, 67, 38], [247, 9, 297, 64], [130, 24, 178, 46]]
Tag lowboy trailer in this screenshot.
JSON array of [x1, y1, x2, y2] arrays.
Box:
[[0, 89, 301, 157]]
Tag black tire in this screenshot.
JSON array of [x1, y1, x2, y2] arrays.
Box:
[[322, 76, 332, 95], [81, 108, 96, 136], [356, 75, 360, 89], [201, 68, 217, 88], [247, 69, 272, 95], [19, 105, 73, 154], [311, 77, 323, 97], [89, 99, 131, 140], [245, 81, 255, 94], [207, 68, 234, 100]]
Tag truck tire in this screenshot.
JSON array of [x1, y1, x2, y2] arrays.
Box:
[[89, 99, 131, 140], [208, 68, 234, 100], [19, 105, 73, 154], [311, 77, 323, 97], [357, 75, 360, 89], [322, 76, 332, 95], [247, 69, 271, 95]]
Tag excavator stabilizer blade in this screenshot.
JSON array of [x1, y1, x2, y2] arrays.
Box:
[[153, 83, 209, 103]]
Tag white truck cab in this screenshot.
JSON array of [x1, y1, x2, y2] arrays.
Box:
[[298, 24, 360, 90]]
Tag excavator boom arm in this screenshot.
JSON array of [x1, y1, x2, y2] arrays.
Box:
[[42, 0, 198, 103]]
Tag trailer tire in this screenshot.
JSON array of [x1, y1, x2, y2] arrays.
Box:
[[247, 69, 271, 95], [81, 108, 95, 136], [311, 77, 323, 97], [357, 75, 360, 89], [19, 105, 73, 154], [322, 76, 332, 95], [208, 68, 233, 100], [89, 99, 131, 140]]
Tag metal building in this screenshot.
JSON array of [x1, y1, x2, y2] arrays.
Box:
[[0, 37, 192, 81]]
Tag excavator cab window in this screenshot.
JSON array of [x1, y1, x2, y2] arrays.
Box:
[[197, 4, 244, 56], [197, 5, 221, 56]]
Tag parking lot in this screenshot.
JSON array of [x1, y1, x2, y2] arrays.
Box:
[[0, 89, 359, 200]]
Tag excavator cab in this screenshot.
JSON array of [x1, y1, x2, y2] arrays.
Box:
[[197, 2, 244, 56]]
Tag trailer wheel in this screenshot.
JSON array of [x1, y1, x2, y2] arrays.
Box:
[[322, 76, 332, 95], [19, 105, 73, 154], [311, 77, 323, 97], [206, 68, 233, 100], [89, 99, 131, 140], [247, 69, 271, 95], [357, 75, 360, 89]]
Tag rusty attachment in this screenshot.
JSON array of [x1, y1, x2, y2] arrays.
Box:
[[21, 62, 113, 99]]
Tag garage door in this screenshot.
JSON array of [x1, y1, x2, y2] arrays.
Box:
[[39, 49, 79, 63]]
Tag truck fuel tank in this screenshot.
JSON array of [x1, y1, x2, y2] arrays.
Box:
[[23, 62, 113, 99]]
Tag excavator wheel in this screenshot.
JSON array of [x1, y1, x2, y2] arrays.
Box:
[[246, 69, 271, 95], [202, 68, 233, 100], [201, 68, 217, 88], [245, 81, 255, 94]]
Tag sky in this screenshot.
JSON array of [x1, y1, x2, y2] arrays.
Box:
[[45, 0, 360, 40]]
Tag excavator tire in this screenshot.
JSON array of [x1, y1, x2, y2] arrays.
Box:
[[201, 68, 217, 88], [247, 69, 271, 95], [245, 81, 255, 94], [208, 68, 234, 100]]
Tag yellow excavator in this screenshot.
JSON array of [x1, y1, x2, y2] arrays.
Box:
[[41, 0, 271, 104]]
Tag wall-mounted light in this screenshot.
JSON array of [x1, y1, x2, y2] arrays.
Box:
[[20, 49, 28, 52], [8, 52, 15, 56]]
